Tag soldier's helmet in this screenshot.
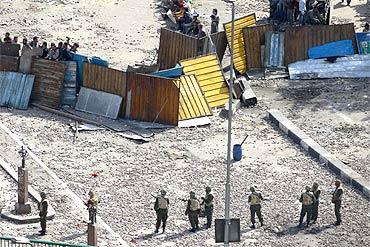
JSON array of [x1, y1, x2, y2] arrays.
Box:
[[334, 180, 341, 187], [190, 191, 195, 195], [305, 186, 311, 192], [161, 189, 166, 196], [206, 186, 211, 193], [40, 192, 46, 198], [250, 187, 255, 192], [88, 190, 94, 197]]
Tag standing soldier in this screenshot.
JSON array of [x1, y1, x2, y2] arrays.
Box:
[[248, 187, 264, 229], [311, 182, 321, 223], [332, 180, 343, 226], [299, 186, 315, 227], [86, 190, 99, 224], [38, 192, 48, 235], [154, 189, 169, 233], [201, 186, 214, 229], [185, 191, 200, 232]]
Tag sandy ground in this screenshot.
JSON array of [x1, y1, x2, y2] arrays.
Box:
[[0, 0, 370, 246]]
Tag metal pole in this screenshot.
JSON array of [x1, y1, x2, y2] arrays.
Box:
[[224, 1, 235, 246]]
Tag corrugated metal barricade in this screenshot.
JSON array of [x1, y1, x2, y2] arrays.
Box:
[[158, 28, 198, 70], [174, 75, 212, 121], [83, 63, 127, 117], [243, 24, 275, 70], [0, 72, 35, 109], [199, 31, 228, 62], [157, 28, 229, 70], [284, 23, 357, 65], [126, 73, 179, 125], [0, 55, 19, 71], [224, 13, 257, 75], [61, 61, 77, 107], [31, 58, 66, 109], [0, 43, 21, 57], [264, 32, 285, 67], [180, 53, 229, 108]]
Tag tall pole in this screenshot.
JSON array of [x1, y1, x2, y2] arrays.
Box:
[[224, 1, 235, 246]]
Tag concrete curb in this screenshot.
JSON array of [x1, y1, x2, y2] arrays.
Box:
[[267, 109, 370, 200]]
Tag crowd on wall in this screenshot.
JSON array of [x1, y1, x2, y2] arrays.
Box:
[[1, 32, 79, 61], [163, 0, 219, 38], [270, 0, 329, 25]]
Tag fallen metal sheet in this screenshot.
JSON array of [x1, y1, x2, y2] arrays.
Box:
[[117, 132, 150, 142], [178, 116, 211, 128], [180, 53, 229, 108], [0, 72, 35, 109], [308, 40, 354, 59], [288, 54, 370, 79], [75, 87, 122, 119], [63, 107, 156, 138], [174, 75, 212, 121], [264, 32, 284, 68], [70, 123, 106, 132]]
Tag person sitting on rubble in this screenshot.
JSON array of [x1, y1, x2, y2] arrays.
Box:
[[56, 41, 63, 60], [269, 0, 280, 20], [306, 0, 315, 11], [59, 42, 72, 61], [29, 36, 39, 48], [70, 42, 79, 53], [210, 9, 219, 34], [188, 13, 200, 36], [305, 5, 324, 25], [12, 36, 18, 44], [197, 23, 207, 39], [298, 0, 306, 25], [285, 0, 296, 24], [3, 32, 12, 43], [177, 7, 192, 33], [363, 23, 369, 33], [47, 42, 59, 60], [41, 41, 48, 58], [21, 38, 31, 53]]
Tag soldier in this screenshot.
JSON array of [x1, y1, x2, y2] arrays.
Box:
[[38, 192, 48, 235], [154, 189, 169, 233], [248, 187, 264, 229], [185, 191, 200, 232], [201, 186, 214, 229], [332, 180, 343, 226], [311, 182, 321, 223], [298, 186, 315, 227], [86, 190, 98, 224]]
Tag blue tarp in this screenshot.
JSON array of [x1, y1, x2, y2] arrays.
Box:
[[70, 53, 108, 90], [0, 72, 35, 109], [151, 64, 183, 78], [308, 40, 354, 59], [356, 32, 370, 54]]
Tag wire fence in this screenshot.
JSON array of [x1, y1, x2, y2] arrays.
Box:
[[0, 236, 90, 247]]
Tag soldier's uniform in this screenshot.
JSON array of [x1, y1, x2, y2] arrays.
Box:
[[86, 191, 98, 224], [332, 181, 343, 226], [154, 190, 169, 233], [311, 183, 321, 223], [299, 187, 315, 227], [38, 192, 48, 235], [248, 187, 264, 229], [185, 191, 200, 232], [201, 187, 214, 229]]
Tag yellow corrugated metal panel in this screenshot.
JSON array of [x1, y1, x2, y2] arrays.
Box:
[[224, 13, 256, 75], [179, 53, 229, 108], [174, 75, 212, 121]]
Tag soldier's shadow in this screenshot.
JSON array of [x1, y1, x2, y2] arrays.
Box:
[[275, 224, 334, 236], [308, 224, 335, 234]]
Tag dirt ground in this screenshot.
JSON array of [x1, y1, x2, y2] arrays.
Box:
[[0, 0, 370, 246]]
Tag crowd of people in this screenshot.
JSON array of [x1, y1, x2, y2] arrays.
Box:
[[270, 0, 329, 26], [1, 32, 79, 61], [163, 0, 219, 38]]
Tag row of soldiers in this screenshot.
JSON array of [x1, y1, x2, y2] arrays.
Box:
[[153, 180, 344, 233]]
